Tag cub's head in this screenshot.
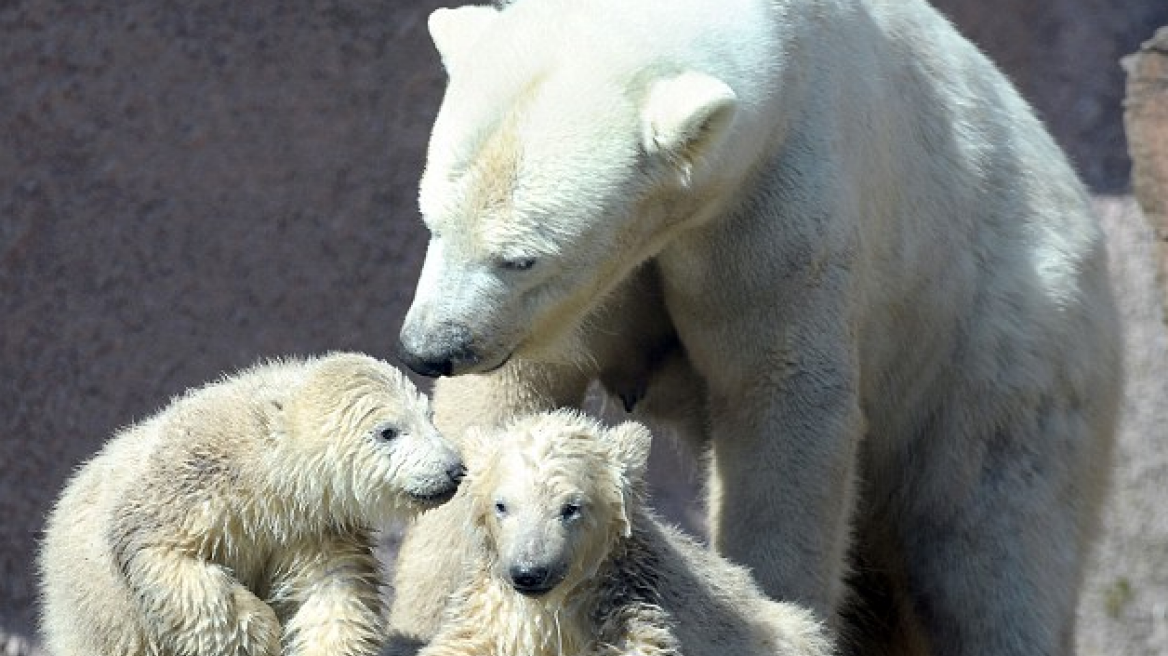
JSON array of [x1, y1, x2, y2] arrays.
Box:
[[398, 0, 742, 376], [462, 410, 652, 598], [280, 352, 464, 523]]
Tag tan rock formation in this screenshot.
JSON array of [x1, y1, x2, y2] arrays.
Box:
[[1124, 27, 1168, 318]]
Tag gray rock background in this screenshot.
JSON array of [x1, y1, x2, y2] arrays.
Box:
[[2, 1, 1166, 654]]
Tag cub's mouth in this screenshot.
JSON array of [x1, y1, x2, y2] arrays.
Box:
[[405, 463, 465, 506]]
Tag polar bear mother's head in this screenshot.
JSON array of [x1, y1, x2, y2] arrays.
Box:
[[397, 0, 767, 376]]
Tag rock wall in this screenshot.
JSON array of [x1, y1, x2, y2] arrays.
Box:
[[1, 3, 445, 651], [1076, 196, 1168, 656], [1124, 27, 1168, 318], [2, 1, 1166, 653]]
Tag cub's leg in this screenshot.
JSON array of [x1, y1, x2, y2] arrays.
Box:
[[125, 547, 280, 656], [593, 602, 682, 656], [268, 531, 383, 656]]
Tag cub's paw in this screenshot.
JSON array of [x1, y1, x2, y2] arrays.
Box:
[[231, 588, 281, 656]]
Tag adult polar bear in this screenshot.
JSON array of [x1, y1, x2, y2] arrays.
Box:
[[395, 0, 1121, 653]]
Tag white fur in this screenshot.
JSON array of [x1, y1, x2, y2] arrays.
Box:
[[39, 353, 463, 656], [397, 0, 1123, 654], [406, 411, 832, 656]]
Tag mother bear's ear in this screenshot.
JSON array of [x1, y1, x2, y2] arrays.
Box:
[[428, 6, 500, 72], [640, 71, 738, 187]]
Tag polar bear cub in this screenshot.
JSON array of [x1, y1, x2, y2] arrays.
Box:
[[410, 410, 831, 656], [39, 352, 464, 656]]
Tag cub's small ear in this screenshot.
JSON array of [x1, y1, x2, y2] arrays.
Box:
[[606, 421, 652, 539], [607, 421, 653, 484], [640, 71, 738, 186], [428, 5, 500, 70]]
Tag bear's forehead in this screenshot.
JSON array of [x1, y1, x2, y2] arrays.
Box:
[[484, 0, 647, 74], [426, 66, 640, 245], [332, 378, 420, 414], [442, 65, 632, 167], [460, 111, 525, 224], [493, 467, 583, 498], [490, 432, 609, 488]]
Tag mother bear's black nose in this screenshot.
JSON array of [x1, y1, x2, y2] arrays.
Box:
[[509, 564, 553, 595], [397, 322, 476, 378], [396, 346, 454, 378]]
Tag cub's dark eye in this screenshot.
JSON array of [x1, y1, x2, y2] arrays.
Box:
[[372, 424, 399, 442], [560, 503, 582, 521], [494, 501, 508, 516], [499, 257, 536, 272]]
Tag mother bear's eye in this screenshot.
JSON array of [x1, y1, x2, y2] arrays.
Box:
[[494, 501, 508, 516], [560, 503, 582, 521], [372, 423, 399, 442], [498, 257, 536, 272]]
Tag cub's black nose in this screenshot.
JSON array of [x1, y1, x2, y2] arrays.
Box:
[[509, 564, 553, 595]]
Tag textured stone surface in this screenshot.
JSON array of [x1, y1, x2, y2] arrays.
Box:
[[2, 1, 1167, 654], [1125, 27, 1168, 224], [1123, 27, 1168, 318], [1077, 197, 1168, 656], [0, 1, 445, 647]]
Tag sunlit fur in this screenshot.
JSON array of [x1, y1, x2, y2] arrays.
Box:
[[397, 0, 1122, 653], [414, 410, 832, 656], [39, 352, 462, 656]]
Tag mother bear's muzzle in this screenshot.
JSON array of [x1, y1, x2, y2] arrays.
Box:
[[397, 321, 486, 377]]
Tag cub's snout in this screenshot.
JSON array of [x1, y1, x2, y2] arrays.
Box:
[[408, 461, 466, 505], [508, 562, 566, 596], [401, 445, 466, 506]]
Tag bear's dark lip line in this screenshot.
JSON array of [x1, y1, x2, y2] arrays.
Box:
[[409, 486, 458, 505], [509, 569, 568, 597], [451, 350, 511, 376], [480, 352, 511, 373], [513, 584, 556, 597]]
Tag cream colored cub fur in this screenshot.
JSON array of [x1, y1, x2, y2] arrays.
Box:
[[39, 352, 464, 656], [405, 410, 831, 656]]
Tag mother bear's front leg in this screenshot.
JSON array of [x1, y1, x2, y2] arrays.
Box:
[[660, 230, 864, 622]]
